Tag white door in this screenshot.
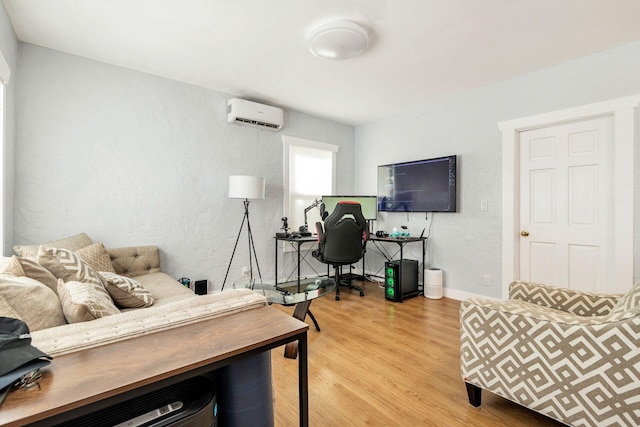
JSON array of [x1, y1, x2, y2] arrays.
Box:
[[519, 116, 614, 292]]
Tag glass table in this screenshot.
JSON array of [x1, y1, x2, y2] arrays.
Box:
[[234, 277, 336, 358]]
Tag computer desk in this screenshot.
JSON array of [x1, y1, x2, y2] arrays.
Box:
[[274, 234, 426, 291], [366, 236, 427, 287], [274, 235, 326, 289]]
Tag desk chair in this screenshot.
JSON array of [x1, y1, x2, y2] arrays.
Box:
[[313, 201, 368, 300]]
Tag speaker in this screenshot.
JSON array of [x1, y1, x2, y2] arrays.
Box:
[[194, 280, 207, 295], [385, 259, 419, 302]]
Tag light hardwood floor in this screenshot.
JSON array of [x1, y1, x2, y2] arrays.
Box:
[[271, 281, 564, 426]]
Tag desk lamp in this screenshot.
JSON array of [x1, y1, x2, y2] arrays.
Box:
[[221, 175, 265, 290]]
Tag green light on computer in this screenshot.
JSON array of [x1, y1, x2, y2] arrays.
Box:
[[386, 287, 394, 297], [386, 267, 394, 276], [387, 278, 394, 286]]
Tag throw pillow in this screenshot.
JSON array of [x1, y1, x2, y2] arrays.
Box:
[[0, 255, 59, 294], [76, 243, 116, 273], [0, 295, 22, 319], [13, 232, 93, 258], [99, 272, 154, 308], [37, 246, 104, 288], [57, 279, 120, 323], [610, 281, 640, 315], [0, 274, 66, 331]]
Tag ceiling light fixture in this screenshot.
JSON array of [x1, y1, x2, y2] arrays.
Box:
[[308, 20, 370, 60]]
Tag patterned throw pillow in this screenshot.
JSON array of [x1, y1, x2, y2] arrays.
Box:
[[37, 246, 104, 288], [610, 282, 640, 315], [57, 279, 120, 323], [99, 272, 154, 308], [76, 243, 116, 273]]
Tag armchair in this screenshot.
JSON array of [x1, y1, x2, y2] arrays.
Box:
[[313, 201, 368, 301], [460, 281, 640, 426]]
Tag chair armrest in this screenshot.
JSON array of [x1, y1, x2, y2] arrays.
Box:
[[315, 221, 325, 243], [509, 281, 621, 316], [108, 246, 161, 277]]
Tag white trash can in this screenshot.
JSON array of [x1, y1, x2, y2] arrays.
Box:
[[424, 268, 443, 299]]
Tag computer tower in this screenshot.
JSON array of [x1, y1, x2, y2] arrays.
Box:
[[385, 259, 419, 302]]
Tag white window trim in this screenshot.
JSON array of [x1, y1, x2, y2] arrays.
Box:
[[0, 48, 9, 257], [282, 135, 338, 222], [0, 49, 11, 84]]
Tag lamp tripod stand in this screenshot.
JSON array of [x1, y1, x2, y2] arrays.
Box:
[[221, 199, 262, 290]]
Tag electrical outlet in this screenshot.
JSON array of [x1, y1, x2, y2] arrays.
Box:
[[241, 266, 250, 277], [480, 200, 488, 211], [483, 274, 491, 286]]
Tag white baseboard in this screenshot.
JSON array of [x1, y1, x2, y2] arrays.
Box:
[[442, 287, 501, 302]]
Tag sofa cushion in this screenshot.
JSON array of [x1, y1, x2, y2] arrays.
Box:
[[37, 246, 105, 289], [0, 274, 66, 331], [14, 233, 92, 258], [76, 243, 116, 273], [57, 279, 120, 323], [0, 255, 59, 294], [133, 272, 194, 306], [99, 272, 154, 308]]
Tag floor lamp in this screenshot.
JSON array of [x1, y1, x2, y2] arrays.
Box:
[[221, 175, 265, 290]]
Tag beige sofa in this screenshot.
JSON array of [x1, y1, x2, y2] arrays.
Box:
[[1, 233, 267, 356]]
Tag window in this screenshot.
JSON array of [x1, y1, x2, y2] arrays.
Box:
[[282, 135, 338, 233]]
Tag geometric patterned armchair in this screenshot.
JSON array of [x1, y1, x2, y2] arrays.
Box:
[[460, 281, 640, 427]]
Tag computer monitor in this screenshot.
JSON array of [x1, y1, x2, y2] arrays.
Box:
[[321, 195, 377, 220]]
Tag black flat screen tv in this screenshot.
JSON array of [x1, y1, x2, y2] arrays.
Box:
[[378, 155, 457, 213]]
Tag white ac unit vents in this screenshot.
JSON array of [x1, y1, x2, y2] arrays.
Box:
[[227, 98, 283, 131]]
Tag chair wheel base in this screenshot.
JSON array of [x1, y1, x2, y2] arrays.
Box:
[[359, 291, 365, 297], [335, 295, 340, 301]]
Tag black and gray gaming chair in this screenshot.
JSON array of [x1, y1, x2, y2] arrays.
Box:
[[313, 201, 368, 300]]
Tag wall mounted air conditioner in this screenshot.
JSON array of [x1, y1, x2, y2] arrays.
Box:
[[227, 98, 283, 131]]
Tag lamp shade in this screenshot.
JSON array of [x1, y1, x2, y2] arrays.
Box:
[[229, 175, 265, 200]]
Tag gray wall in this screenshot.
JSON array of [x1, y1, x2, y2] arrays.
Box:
[[14, 43, 355, 291], [355, 40, 640, 298], [0, 2, 17, 256]]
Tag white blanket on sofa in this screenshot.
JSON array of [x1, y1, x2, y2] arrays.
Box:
[[32, 289, 266, 356]]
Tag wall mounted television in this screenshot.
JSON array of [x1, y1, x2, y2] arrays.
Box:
[[377, 155, 457, 213], [322, 195, 378, 220]]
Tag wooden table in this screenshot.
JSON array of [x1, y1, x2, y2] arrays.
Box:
[[0, 306, 309, 427]]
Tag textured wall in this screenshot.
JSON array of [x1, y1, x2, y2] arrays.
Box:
[[355, 40, 640, 299], [0, 2, 18, 256], [14, 43, 354, 291]]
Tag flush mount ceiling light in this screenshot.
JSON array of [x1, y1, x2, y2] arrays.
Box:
[[308, 20, 370, 60]]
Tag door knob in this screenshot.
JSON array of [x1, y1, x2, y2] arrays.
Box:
[[521, 230, 529, 237]]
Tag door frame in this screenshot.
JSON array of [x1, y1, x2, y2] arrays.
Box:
[[499, 95, 640, 299]]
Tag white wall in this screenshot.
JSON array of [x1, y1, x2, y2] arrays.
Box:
[[0, 2, 17, 256], [355, 40, 640, 299], [14, 43, 355, 291]]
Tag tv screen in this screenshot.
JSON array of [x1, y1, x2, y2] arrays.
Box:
[[322, 195, 378, 220], [378, 155, 457, 212]]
